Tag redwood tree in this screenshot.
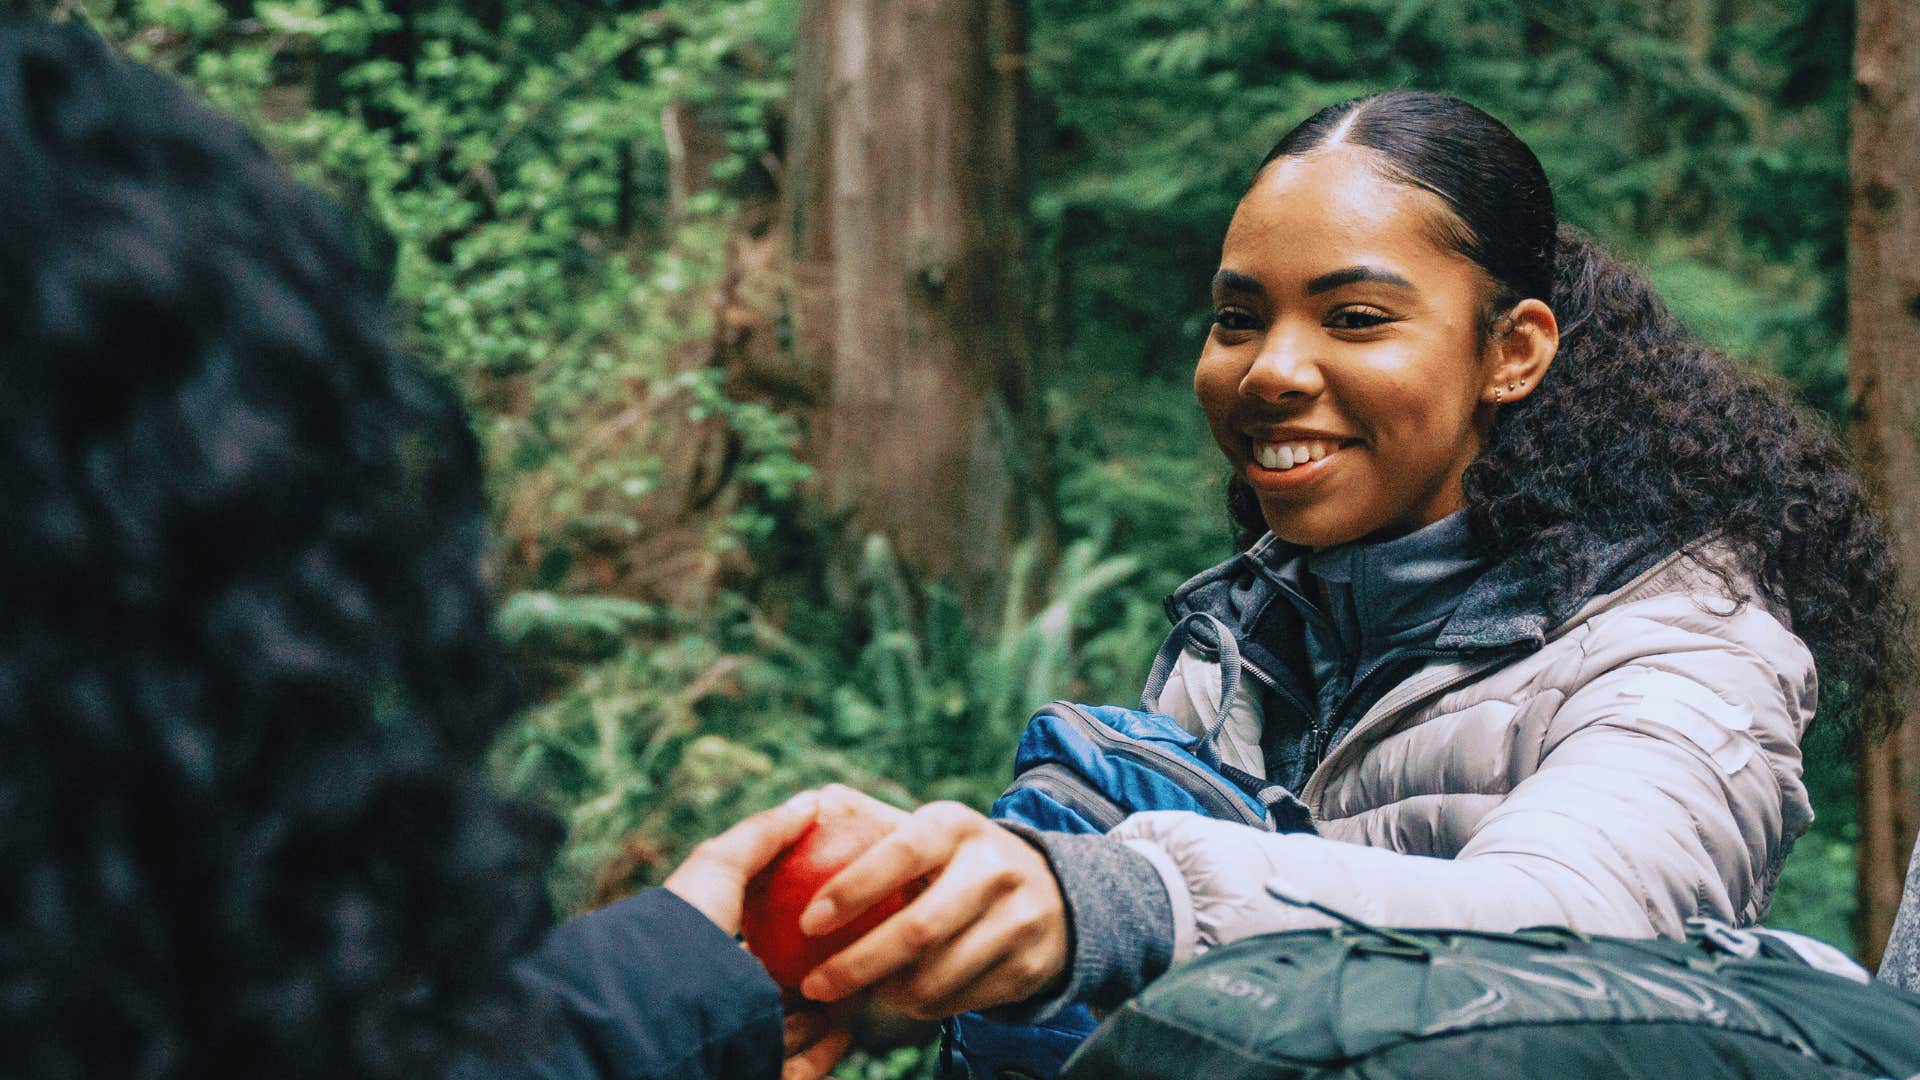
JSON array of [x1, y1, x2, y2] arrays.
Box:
[[1848, 0, 1920, 971], [787, 0, 1050, 617]]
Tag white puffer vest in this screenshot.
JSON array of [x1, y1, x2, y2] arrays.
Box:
[[1124, 546, 1818, 966]]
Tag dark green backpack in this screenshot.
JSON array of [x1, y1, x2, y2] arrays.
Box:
[[1063, 920, 1920, 1079]]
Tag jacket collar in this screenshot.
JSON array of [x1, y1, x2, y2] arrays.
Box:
[[1302, 509, 1488, 657], [1166, 522, 1671, 658], [1433, 530, 1670, 651]]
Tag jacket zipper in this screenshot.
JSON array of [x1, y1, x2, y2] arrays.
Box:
[[1049, 703, 1275, 831], [1171, 619, 1321, 771], [1234, 652, 1322, 765], [1254, 569, 1362, 766], [1323, 646, 1452, 751]]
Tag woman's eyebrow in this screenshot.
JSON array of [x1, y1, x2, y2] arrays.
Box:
[[1305, 265, 1413, 295], [1211, 269, 1266, 297]]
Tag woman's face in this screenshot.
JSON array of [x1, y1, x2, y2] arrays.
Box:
[[1196, 146, 1503, 550]]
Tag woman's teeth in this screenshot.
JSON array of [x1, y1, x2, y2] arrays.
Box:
[[1254, 440, 1333, 471]]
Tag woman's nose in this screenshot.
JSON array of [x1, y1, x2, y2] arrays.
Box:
[[1239, 325, 1325, 403]]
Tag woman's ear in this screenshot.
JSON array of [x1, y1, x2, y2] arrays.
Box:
[[1481, 297, 1558, 405]]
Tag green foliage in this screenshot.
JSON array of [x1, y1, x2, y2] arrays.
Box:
[[90, 0, 807, 598], [1771, 722, 1861, 955], [1053, 373, 1235, 598], [1769, 824, 1859, 952], [499, 526, 1158, 912], [497, 591, 662, 663], [804, 533, 1149, 799]]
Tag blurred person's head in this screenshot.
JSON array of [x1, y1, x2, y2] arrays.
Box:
[[0, 22, 556, 1078], [1203, 89, 1903, 725]]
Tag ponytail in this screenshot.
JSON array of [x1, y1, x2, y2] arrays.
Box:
[[1464, 225, 1909, 729]]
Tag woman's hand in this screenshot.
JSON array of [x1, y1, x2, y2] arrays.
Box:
[[795, 799, 1070, 1020]]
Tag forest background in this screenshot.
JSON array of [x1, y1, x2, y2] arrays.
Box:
[[52, 0, 1911, 1071]]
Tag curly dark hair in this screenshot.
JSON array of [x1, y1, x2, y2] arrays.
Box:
[[0, 22, 558, 1078], [1228, 90, 1909, 732]]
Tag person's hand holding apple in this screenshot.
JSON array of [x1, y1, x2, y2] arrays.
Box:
[[771, 788, 1071, 1023], [740, 786, 919, 989], [703, 784, 1071, 1073]]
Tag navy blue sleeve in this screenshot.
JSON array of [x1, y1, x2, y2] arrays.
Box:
[[455, 888, 785, 1080]]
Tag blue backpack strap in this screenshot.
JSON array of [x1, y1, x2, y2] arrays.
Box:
[[1140, 611, 1241, 769]]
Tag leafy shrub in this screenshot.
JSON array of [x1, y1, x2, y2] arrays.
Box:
[[498, 526, 1159, 911]]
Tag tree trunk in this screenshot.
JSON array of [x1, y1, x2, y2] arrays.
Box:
[[662, 99, 732, 225], [788, 0, 1049, 619], [1848, 0, 1920, 973]]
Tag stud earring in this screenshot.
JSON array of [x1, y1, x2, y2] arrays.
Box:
[[1494, 388, 1505, 402]]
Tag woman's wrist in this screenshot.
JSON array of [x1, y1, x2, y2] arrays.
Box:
[[992, 825, 1177, 1021]]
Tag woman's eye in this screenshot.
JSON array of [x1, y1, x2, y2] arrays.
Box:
[[1209, 309, 1260, 333], [1326, 308, 1393, 331]]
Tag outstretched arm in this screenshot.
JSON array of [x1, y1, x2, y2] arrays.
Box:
[[800, 625, 1811, 1024], [1116, 645, 1809, 961]]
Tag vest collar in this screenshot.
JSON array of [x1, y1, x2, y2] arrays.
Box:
[[1299, 509, 1487, 657], [1166, 520, 1671, 657]]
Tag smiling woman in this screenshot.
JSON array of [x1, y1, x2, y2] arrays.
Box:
[[783, 91, 1912, 1054]]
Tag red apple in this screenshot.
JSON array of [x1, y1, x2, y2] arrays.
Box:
[[742, 790, 916, 994]]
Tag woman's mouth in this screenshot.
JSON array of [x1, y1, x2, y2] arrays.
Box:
[[1247, 437, 1355, 486], [1253, 438, 1334, 470]]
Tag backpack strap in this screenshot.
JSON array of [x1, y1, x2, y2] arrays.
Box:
[[1141, 611, 1241, 769]]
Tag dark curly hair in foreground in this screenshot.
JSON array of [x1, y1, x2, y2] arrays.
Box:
[[0, 22, 557, 1078], [1227, 90, 1910, 732]]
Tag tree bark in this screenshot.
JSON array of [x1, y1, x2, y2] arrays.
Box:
[[788, 0, 1049, 619], [1847, 0, 1920, 972]]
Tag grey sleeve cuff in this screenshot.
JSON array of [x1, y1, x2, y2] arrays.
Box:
[[993, 824, 1176, 1023]]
